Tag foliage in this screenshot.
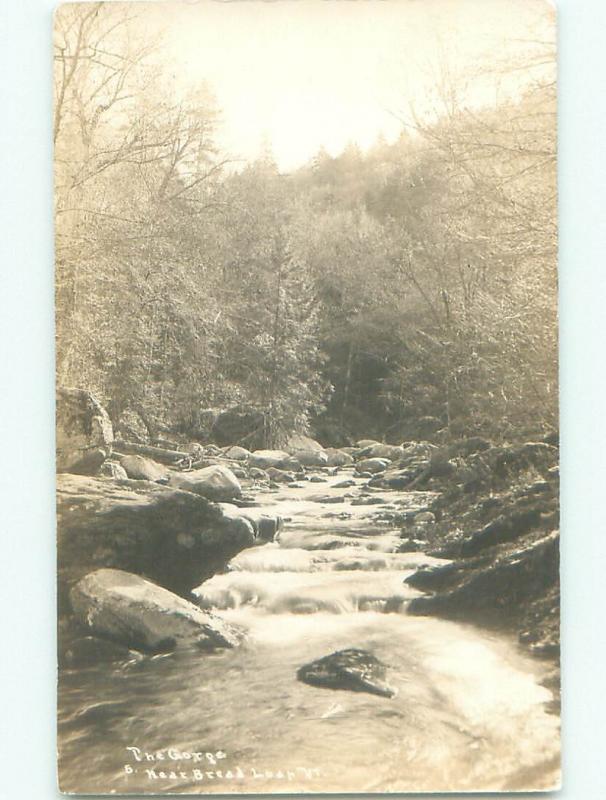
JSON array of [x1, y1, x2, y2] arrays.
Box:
[[54, 4, 557, 445]]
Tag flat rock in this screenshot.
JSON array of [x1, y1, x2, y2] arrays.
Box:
[[266, 466, 297, 483], [218, 503, 283, 542], [297, 649, 395, 698], [70, 569, 243, 652]]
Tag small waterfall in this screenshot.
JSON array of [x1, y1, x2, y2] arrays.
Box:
[[194, 569, 422, 613]]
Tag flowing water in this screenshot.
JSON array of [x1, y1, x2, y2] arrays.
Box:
[[58, 470, 560, 794]]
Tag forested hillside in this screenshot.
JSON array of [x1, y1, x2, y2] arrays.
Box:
[[55, 3, 556, 448]]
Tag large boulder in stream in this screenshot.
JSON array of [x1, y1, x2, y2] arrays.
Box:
[[297, 649, 396, 698], [56, 387, 114, 474], [57, 474, 256, 613], [70, 569, 243, 652], [169, 464, 242, 501]]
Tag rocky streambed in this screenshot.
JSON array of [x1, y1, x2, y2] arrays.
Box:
[[57, 429, 561, 794]]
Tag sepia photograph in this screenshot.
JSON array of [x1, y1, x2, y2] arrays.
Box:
[[54, 0, 559, 793]]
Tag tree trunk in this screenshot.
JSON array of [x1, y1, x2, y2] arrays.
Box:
[[340, 342, 354, 428]]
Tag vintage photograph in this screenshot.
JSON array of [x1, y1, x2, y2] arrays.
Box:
[[55, 0, 559, 793]]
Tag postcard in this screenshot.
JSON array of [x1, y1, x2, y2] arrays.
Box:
[[55, 0, 559, 793]]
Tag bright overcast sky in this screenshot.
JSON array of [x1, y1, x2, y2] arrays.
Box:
[[145, 0, 554, 171]]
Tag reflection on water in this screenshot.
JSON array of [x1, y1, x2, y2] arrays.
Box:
[[58, 474, 560, 794]]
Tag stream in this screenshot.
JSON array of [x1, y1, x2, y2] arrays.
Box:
[[58, 468, 560, 794]]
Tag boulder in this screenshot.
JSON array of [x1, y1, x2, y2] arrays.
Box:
[[365, 443, 405, 461], [70, 569, 243, 652], [325, 448, 354, 467], [460, 508, 543, 557], [211, 406, 265, 448], [297, 649, 395, 698], [98, 461, 128, 480], [292, 449, 328, 467], [219, 504, 283, 542], [225, 445, 251, 461], [408, 531, 559, 626], [169, 464, 242, 501], [119, 454, 168, 483], [249, 450, 292, 470], [355, 458, 390, 474], [56, 387, 113, 474], [190, 407, 220, 442], [57, 474, 256, 611], [286, 434, 324, 453], [266, 467, 297, 483]]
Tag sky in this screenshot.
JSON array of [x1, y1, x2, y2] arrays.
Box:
[[143, 0, 555, 171]]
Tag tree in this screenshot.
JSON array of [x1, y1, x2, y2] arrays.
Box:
[[54, 3, 229, 436]]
